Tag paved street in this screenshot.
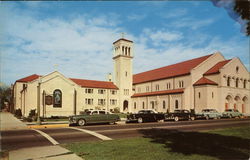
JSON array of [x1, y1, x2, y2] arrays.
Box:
[[2, 118, 250, 151]]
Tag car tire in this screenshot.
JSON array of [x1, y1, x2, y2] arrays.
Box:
[[206, 116, 209, 120], [174, 116, 179, 122], [109, 121, 116, 125], [78, 119, 86, 126], [138, 117, 143, 123], [190, 116, 195, 121]]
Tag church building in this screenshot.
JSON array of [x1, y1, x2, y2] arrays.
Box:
[[13, 38, 250, 117]]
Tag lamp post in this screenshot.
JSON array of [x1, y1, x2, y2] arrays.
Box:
[[37, 77, 41, 125]]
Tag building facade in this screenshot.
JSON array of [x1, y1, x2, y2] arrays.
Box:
[[13, 38, 250, 117]]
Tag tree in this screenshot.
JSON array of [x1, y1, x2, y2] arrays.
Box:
[[0, 85, 12, 111], [234, 0, 250, 36]]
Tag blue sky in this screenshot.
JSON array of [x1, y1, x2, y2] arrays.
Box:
[[0, 1, 249, 85]]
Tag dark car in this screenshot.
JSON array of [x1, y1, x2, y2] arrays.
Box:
[[126, 109, 165, 123], [165, 109, 196, 121]]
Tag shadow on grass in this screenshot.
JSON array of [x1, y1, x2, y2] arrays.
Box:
[[139, 128, 250, 160]]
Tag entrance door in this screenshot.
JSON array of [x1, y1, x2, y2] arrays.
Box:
[[123, 100, 128, 111]]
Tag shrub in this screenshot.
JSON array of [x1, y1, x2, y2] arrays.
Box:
[[113, 107, 120, 113], [14, 109, 22, 118]]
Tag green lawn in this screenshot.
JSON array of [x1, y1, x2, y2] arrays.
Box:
[[62, 126, 250, 160]]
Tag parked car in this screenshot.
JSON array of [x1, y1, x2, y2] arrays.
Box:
[[126, 109, 165, 123], [197, 109, 223, 120], [69, 110, 120, 126], [165, 109, 196, 121], [222, 109, 243, 118]]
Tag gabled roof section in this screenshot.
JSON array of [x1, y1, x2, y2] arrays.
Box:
[[131, 89, 184, 98], [70, 78, 118, 89], [133, 54, 213, 85], [16, 74, 40, 83], [113, 38, 133, 44], [204, 59, 231, 76], [193, 77, 218, 86]]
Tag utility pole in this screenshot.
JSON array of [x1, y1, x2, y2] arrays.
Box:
[[37, 77, 41, 125]]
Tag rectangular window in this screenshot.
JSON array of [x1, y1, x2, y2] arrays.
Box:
[[156, 84, 159, 91], [98, 89, 105, 94], [137, 87, 141, 93], [110, 99, 117, 105], [85, 88, 93, 94], [85, 98, 93, 105], [111, 90, 117, 95], [124, 89, 129, 95], [98, 99, 106, 105]]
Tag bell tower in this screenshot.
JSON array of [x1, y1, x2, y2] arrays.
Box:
[[113, 37, 133, 112]]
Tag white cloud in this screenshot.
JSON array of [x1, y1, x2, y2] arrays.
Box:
[[170, 18, 215, 30], [1, 6, 124, 84], [162, 8, 188, 19], [142, 29, 183, 46]]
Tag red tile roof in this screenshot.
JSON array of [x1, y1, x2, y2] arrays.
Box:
[[133, 54, 213, 85], [70, 78, 118, 89], [16, 74, 118, 89], [16, 74, 40, 82], [204, 59, 231, 75], [131, 89, 184, 98], [193, 77, 218, 86]]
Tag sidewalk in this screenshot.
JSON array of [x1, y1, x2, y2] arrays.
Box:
[[9, 145, 83, 160], [0, 112, 28, 131], [0, 112, 83, 160]]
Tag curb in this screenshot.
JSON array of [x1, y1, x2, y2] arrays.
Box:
[[28, 124, 69, 129]]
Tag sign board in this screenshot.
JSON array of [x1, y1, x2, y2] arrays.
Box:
[[45, 96, 53, 105]]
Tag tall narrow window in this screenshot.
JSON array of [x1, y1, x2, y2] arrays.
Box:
[[163, 101, 166, 109], [53, 89, 62, 108], [212, 92, 214, 98], [175, 100, 178, 109], [198, 92, 201, 99], [151, 101, 154, 109], [236, 78, 239, 88], [142, 102, 145, 109], [227, 77, 231, 86], [134, 102, 136, 109], [243, 80, 247, 88]]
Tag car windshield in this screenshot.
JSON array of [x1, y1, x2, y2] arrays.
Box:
[[99, 111, 106, 114], [85, 111, 91, 115], [225, 109, 233, 112], [174, 110, 181, 113]]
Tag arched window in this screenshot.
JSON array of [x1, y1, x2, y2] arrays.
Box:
[[236, 78, 239, 88], [198, 92, 201, 99], [53, 89, 62, 108], [128, 47, 130, 56], [175, 100, 178, 109], [227, 77, 231, 87], [163, 101, 166, 109], [142, 102, 145, 109], [134, 102, 136, 109], [236, 66, 239, 73], [122, 46, 124, 54]]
